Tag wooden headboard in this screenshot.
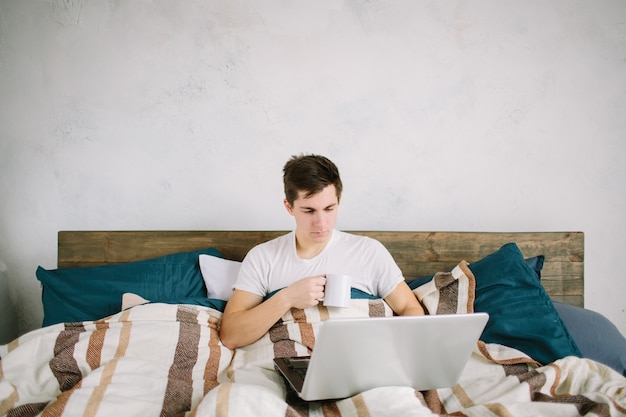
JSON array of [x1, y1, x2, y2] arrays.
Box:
[[58, 231, 584, 307]]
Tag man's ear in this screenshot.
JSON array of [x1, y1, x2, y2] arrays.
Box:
[[284, 199, 294, 215]]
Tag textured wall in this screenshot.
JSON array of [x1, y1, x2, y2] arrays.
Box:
[[1, 0, 625, 336], [0, 259, 18, 343]]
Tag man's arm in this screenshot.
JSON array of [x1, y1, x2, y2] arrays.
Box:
[[384, 281, 425, 316], [219, 275, 326, 350]]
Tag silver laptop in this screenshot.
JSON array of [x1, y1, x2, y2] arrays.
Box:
[[273, 313, 489, 401]]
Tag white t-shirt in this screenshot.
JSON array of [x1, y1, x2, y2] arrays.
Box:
[[234, 230, 403, 299]]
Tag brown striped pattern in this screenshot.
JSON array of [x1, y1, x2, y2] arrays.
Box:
[[83, 310, 133, 417], [477, 341, 540, 367], [203, 315, 222, 394], [350, 394, 371, 417], [160, 306, 202, 417], [320, 401, 341, 416], [422, 389, 445, 414], [504, 364, 548, 396], [5, 402, 48, 417], [433, 272, 459, 314], [292, 309, 315, 352], [39, 306, 225, 417], [534, 393, 611, 417], [270, 318, 297, 359], [2, 301, 625, 417], [215, 383, 231, 416], [285, 403, 307, 417], [49, 323, 86, 392], [450, 384, 474, 410], [85, 321, 110, 370], [413, 261, 476, 316], [367, 299, 387, 317], [484, 403, 514, 416], [7, 338, 19, 353]]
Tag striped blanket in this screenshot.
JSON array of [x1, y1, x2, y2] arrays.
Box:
[[1, 299, 625, 417]]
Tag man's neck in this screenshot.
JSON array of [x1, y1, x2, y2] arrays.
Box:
[[294, 230, 333, 260]]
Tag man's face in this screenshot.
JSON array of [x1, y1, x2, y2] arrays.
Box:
[[284, 185, 339, 246]]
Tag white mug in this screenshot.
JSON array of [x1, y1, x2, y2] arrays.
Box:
[[322, 274, 351, 308]]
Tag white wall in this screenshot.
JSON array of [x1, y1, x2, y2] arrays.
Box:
[[1, 0, 625, 337], [0, 259, 18, 344]]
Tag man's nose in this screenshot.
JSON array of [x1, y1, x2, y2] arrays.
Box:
[[312, 211, 325, 226]]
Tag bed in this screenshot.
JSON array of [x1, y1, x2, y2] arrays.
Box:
[[1, 230, 625, 417]]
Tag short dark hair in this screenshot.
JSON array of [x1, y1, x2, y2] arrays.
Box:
[[283, 154, 343, 206]]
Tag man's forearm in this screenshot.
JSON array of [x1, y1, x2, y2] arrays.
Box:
[[220, 290, 292, 349]]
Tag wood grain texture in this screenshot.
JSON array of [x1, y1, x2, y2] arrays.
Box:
[[58, 230, 584, 307]]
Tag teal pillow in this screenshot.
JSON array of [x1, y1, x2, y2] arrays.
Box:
[[37, 247, 221, 326], [407, 256, 544, 290], [524, 255, 545, 279], [469, 243, 581, 364], [155, 297, 227, 312]]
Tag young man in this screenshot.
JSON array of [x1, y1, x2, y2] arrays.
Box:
[[219, 154, 424, 349]]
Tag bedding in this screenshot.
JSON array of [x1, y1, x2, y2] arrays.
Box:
[[425, 243, 580, 365], [36, 247, 221, 326], [1, 230, 625, 417], [554, 301, 626, 377], [2, 301, 624, 416]]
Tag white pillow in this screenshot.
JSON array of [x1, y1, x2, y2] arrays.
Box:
[[199, 254, 241, 300]]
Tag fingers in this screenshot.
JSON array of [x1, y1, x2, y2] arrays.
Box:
[[308, 275, 326, 302], [287, 275, 326, 309]]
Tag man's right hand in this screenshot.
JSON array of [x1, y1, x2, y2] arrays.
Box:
[[220, 275, 326, 349], [283, 275, 327, 309]]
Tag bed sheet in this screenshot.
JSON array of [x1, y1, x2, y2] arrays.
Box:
[[1, 300, 625, 417]]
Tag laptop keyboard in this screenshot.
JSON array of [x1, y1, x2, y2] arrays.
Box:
[[285, 357, 310, 378], [274, 356, 312, 394]]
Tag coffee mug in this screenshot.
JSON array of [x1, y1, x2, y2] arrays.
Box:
[[322, 274, 351, 308]]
